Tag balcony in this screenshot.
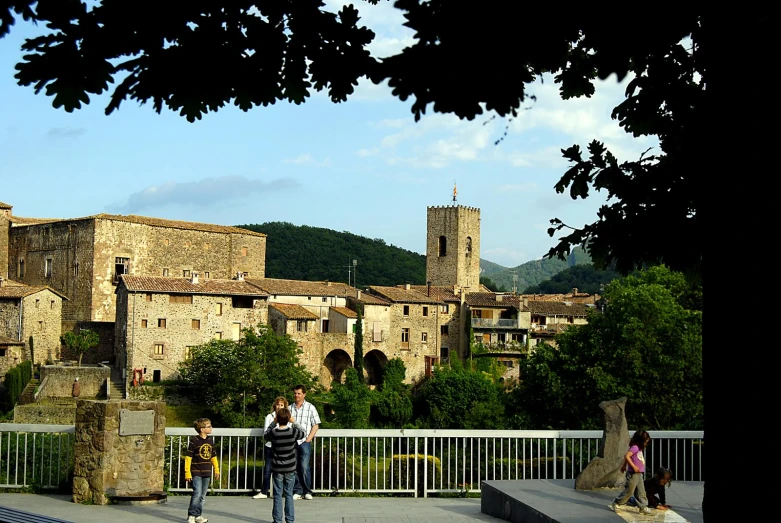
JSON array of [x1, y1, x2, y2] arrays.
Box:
[[471, 318, 520, 329]]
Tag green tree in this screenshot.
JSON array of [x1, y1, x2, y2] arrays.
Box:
[[60, 329, 99, 367], [178, 325, 317, 428], [353, 305, 364, 382], [371, 358, 412, 428], [507, 266, 702, 430], [329, 367, 371, 429]]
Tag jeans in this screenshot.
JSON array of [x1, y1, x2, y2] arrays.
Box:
[[294, 442, 312, 496], [188, 475, 211, 517], [261, 445, 273, 495], [272, 471, 296, 523]]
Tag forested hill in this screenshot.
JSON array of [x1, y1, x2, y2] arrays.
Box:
[[488, 247, 593, 292], [237, 222, 427, 286]]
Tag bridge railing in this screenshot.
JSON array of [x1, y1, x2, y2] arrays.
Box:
[[1, 424, 704, 497]]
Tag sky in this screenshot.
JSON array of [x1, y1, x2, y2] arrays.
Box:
[[0, 1, 658, 269]]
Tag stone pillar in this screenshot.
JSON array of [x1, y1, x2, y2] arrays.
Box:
[[574, 397, 630, 490], [72, 400, 166, 505]]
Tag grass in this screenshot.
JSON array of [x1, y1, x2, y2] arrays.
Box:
[[165, 404, 216, 427]]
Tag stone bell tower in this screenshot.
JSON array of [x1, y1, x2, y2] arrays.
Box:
[[425, 203, 481, 291]]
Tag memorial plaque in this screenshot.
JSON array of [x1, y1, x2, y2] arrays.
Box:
[[119, 409, 155, 436]]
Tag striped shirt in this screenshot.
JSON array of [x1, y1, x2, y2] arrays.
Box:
[[266, 424, 305, 473], [186, 435, 216, 478], [288, 400, 321, 445]]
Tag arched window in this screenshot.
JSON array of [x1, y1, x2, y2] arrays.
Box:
[[438, 236, 447, 257], [466, 236, 472, 254]]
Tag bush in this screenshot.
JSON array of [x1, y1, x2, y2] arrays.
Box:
[[388, 454, 442, 497], [1, 361, 33, 411]]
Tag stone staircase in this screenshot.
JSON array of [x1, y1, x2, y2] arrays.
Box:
[[16, 378, 39, 405], [107, 368, 125, 400]]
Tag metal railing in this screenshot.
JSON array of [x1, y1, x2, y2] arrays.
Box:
[[471, 318, 521, 329], [2, 425, 704, 497]]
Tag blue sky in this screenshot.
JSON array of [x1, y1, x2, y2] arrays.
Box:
[[0, 1, 658, 268]]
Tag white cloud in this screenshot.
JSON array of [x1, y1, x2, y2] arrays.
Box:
[[108, 176, 300, 213], [284, 154, 332, 167]]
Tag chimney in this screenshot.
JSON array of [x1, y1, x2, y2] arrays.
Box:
[[357, 290, 362, 300], [236, 271, 244, 281], [427, 281, 432, 297], [190, 272, 199, 284], [0, 276, 4, 288], [496, 294, 503, 302], [572, 287, 578, 295], [326, 281, 331, 287], [405, 283, 411, 290], [522, 297, 528, 308]]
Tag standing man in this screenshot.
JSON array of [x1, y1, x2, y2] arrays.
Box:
[[288, 384, 320, 500]]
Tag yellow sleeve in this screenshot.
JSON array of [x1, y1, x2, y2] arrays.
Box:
[[210, 457, 220, 475], [184, 456, 193, 479]]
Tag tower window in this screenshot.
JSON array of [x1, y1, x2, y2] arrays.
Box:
[[438, 236, 447, 257], [466, 236, 472, 255]]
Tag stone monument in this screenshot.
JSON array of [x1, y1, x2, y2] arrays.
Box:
[[574, 396, 630, 490], [72, 400, 167, 505]]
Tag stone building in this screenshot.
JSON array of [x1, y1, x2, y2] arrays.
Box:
[[114, 273, 269, 388], [0, 201, 11, 279], [426, 205, 481, 290], [528, 300, 592, 348], [0, 277, 66, 366], [0, 336, 24, 379]]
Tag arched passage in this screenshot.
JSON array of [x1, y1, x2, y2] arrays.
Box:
[[322, 349, 352, 387], [364, 349, 389, 386]]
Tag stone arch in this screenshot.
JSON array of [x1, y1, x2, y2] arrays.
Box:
[[322, 349, 352, 387], [364, 349, 389, 386]]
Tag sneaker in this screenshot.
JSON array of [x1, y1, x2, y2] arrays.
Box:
[[292, 493, 302, 500], [252, 492, 268, 499], [608, 501, 618, 512], [639, 507, 652, 515], [187, 517, 196, 523], [303, 493, 313, 500], [195, 517, 209, 523]]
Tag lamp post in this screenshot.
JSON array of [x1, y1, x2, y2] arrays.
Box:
[[353, 259, 357, 290]]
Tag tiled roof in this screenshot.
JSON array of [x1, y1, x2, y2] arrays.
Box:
[[0, 335, 24, 345], [465, 293, 528, 310], [368, 286, 442, 304], [402, 284, 460, 302], [269, 303, 319, 320], [10, 213, 266, 237], [119, 275, 268, 296], [0, 284, 69, 300], [330, 306, 358, 318], [528, 301, 589, 316], [0, 201, 11, 209], [520, 293, 600, 304], [247, 278, 355, 298], [355, 293, 391, 306]]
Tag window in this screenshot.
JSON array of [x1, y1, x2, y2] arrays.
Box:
[[232, 323, 241, 340], [18, 259, 24, 278], [214, 332, 223, 340], [162, 268, 169, 277], [154, 343, 164, 356], [401, 328, 410, 348], [215, 303, 223, 316], [373, 322, 382, 342], [153, 370, 161, 383], [472, 309, 483, 318], [322, 319, 329, 333], [164, 239, 169, 246], [204, 271, 210, 279], [170, 295, 193, 304], [440, 325, 449, 335], [185, 346, 194, 360], [0, 348, 6, 357], [44, 258, 52, 278], [192, 319, 201, 330], [440, 304, 449, 314], [183, 269, 191, 278], [232, 296, 253, 308], [421, 332, 428, 343], [440, 346, 449, 363], [114, 257, 129, 283], [296, 320, 308, 332], [50, 300, 55, 309], [322, 297, 327, 302], [352, 323, 357, 334], [307, 296, 312, 301], [403, 305, 410, 316], [158, 318, 166, 328], [185, 241, 191, 248], [73, 261, 79, 277], [241, 247, 248, 256], [422, 306, 429, 317], [204, 243, 210, 250], [438, 236, 447, 256], [38, 320, 43, 331], [145, 293, 152, 302], [35, 299, 40, 308], [567, 316, 574, 323], [466, 236, 472, 254], [141, 319, 148, 328]]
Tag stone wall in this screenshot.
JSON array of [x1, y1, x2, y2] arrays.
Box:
[[426, 206, 481, 289], [72, 400, 166, 504], [116, 288, 268, 385], [14, 403, 77, 424], [61, 321, 116, 365], [40, 364, 110, 397], [0, 214, 9, 279], [21, 290, 63, 365]]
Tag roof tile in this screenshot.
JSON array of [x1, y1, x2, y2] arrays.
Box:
[[120, 275, 268, 296]]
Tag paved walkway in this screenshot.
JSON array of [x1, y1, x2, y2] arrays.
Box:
[[0, 494, 503, 523]]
